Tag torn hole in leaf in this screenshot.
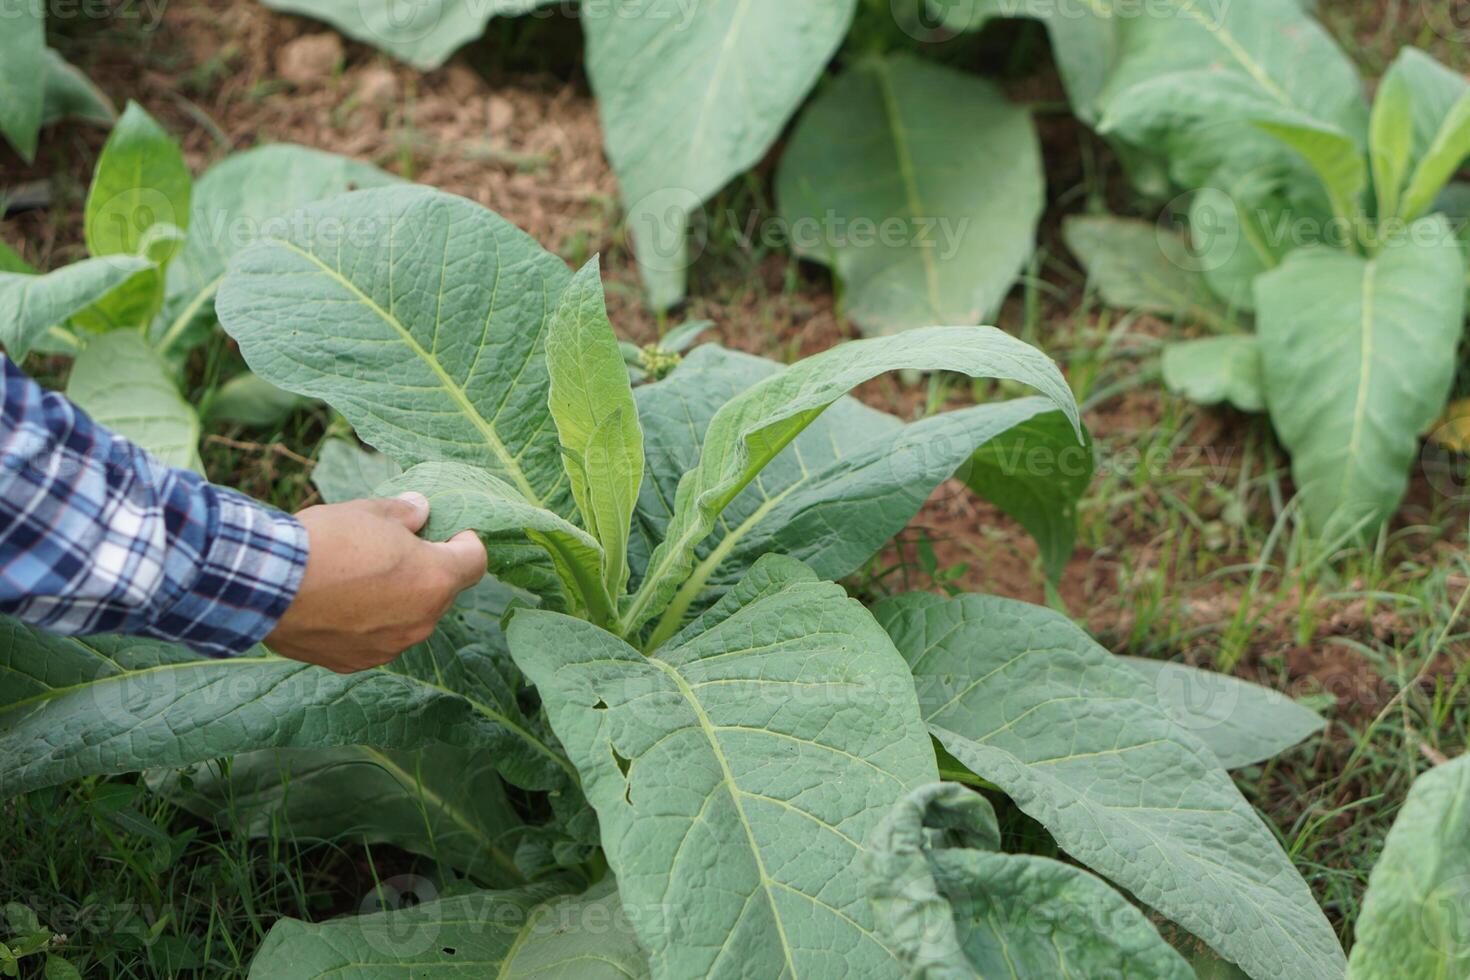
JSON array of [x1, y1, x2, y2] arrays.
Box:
[[610, 744, 633, 804], [592, 697, 609, 711], [441, 947, 456, 956]]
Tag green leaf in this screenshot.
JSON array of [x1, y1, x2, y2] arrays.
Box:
[[155, 745, 528, 885], [632, 344, 1082, 641], [0, 4, 44, 161], [43, 956, 83, 980], [584, 0, 857, 308], [1102, 71, 1364, 224], [204, 371, 315, 429], [161, 143, 399, 355], [0, 255, 152, 360], [1063, 214, 1231, 327], [40, 48, 115, 129], [776, 54, 1043, 335], [1256, 216, 1466, 536], [876, 592, 1347, 980], [0, 618, 573, 797], [66, 332, 201, 471], [510, 556, 938, 979], [248, 879, 649, 978], [546, 258, 643, 599], [867, 782, 1193, 979], [1370, 65, 1415, 224], [1401, 92, 1470, 223], [85, 101, 192, 259], [0, 242, 33, 275], [1188, 183, 1300, 313], [1348, 755, 1470, 978], [961, 407, 1094, 583], [927, 0, 1117, 123], [258, 0, 551, 70], [312, 438, 403, 504], [81, 101, 190, 332], [1162, 335, 1266, 413], [1120, 657, 1325, 768], [217, 185, 574, 509], [622, 325, 1078, 639], [1096, 0, 1366, 149], [377, 462, 614, 623]]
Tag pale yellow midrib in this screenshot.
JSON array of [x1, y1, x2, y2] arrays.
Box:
[[269, 238, 542, 505]]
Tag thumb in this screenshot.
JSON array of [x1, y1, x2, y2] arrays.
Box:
[[432, 530, 489, 591], [365, 492, 431, 533]]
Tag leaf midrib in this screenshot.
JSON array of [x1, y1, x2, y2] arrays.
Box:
[[647, 655, 802, 977], [871, 57, 942, 317], [1168, 0, 1294, 109], [268, 237, 542, 505]]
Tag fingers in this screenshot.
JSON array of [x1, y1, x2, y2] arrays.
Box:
[[430, 530, 489, 592], [361, 492, 431, 532]]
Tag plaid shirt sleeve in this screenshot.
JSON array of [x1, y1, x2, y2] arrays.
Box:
[[0, 355, 308, 656]]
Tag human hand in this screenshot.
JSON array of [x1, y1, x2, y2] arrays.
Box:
[[265, 493, 487, 673]]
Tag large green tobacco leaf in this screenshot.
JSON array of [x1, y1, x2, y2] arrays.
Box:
[[259, 0, 549, 70], [1097, 0, 1366, 146], [927, 0, 1117, 123], [623, 326, 1078, 638], [1121, 657, 1324, 769], [0, 4, 45, 161], [1162, 336, 1266, 414], [776, 54, 1043, 335], [1256, 216, 1466, 536], [0, 255, 152, 360], [249, 879, 649, 978], [1063, 214, 1230, 328], [876, 592, 1346, 980], [584, 0, 856, 308], [161, 143, 399, 355], [545, 259, 643, 598], [378, 462, 613, 622], [1348, 755, 1470, 978], [1101, 71, 1365, 224], [156, 745, 527, 886], [867, 783, 1192, 979], [217, 186, 574, 508], [510, 556, 938, 979], [0, 618, 572, 797], [631, 345, 1083, 640], [66, 333, 201, 471], [85, 101, 192, 259]]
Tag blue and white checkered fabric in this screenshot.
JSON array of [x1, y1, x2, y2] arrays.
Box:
[[0, 355, 307, 656]]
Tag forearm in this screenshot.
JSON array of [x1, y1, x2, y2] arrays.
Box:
[[0, 355, 307, 655]]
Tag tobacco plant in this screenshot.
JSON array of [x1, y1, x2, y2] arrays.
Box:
[[992, 0, 1470, 539], [0, 185, 1350, 978], [0, 101, 397, 461]]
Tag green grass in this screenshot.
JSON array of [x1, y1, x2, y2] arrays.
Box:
[[0, 772, 425, 978]]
